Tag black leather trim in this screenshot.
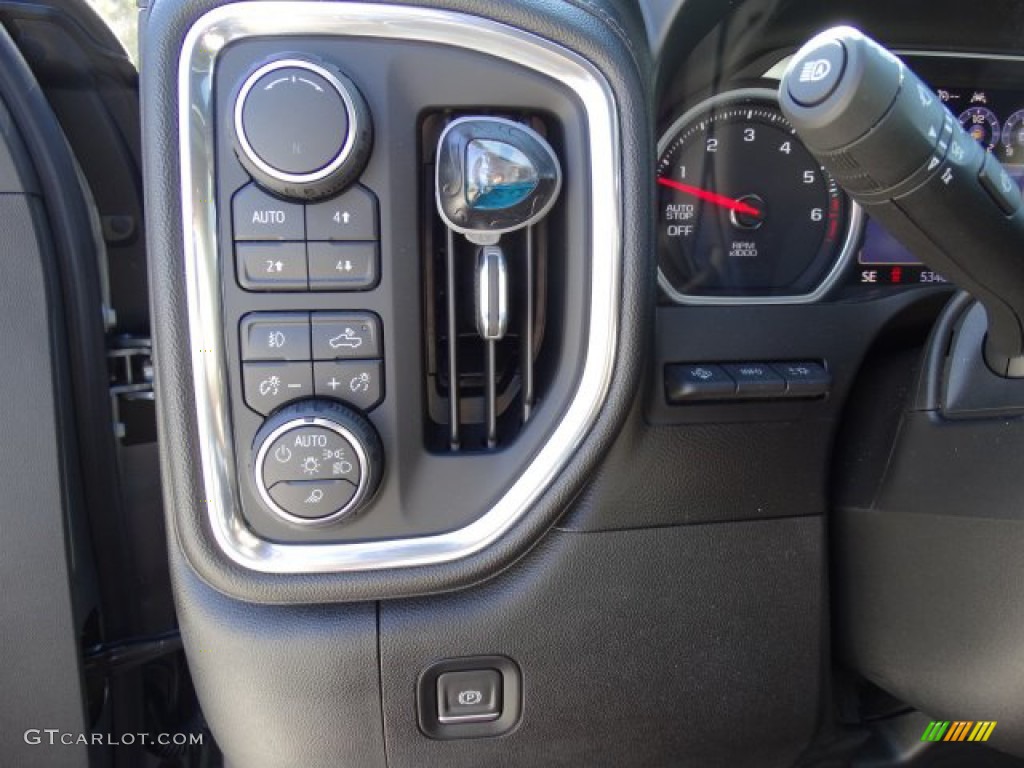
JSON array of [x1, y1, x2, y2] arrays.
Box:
[[141, 0, 653, 603]]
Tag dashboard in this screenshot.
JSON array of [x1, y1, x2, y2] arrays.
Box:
[[168, 0, 1024, 558], [656, 53, 1024, 303], [132, 0, 1024, 765]]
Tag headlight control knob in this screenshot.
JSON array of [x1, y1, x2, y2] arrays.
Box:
[[233, 57, 373, 200], [253, 400, 383, 526]]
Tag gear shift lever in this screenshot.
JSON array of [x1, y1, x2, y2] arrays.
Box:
[[434, 116, 562, 446]]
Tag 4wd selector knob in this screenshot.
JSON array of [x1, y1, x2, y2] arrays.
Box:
[[234, 58, 372, 200], [253, 401, 383, 526]]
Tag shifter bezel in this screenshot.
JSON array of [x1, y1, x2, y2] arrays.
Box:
[[178, 3, 622, 573]]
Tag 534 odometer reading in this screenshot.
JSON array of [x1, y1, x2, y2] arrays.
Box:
[[657, 89, 858, 303]]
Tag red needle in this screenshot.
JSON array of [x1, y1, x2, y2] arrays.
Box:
[[657, 177, 762, 217]]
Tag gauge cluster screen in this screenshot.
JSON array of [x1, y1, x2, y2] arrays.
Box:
[[857, 85, 1024, 287]]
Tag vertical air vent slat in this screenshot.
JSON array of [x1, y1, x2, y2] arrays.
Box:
[[445, 225, 461, 450], [521, 224, 535, 425]]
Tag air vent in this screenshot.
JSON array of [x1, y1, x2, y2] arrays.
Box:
[[421, 112, 559, 453]]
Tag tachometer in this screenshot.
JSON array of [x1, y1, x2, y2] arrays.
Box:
[[657, 89, 858, 303]]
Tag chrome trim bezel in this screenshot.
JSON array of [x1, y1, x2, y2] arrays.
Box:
[[234, 58, 361, 184], [656, 87, 865, 306], [179, 3, 621, 574], [253, 417, 371, 527]]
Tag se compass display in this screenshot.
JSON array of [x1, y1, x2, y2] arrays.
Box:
[[656, 89, 859, 303]]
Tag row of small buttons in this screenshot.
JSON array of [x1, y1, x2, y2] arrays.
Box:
[[665, 361, 831, 403], [242, 312, 384, 415], [241, 312, 381, 361], [233, 182, 378, 241], [237, 241, 378, 291], [233, 182, 380, 292]]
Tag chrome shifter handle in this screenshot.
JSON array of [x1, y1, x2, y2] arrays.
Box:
[[435, 116, 561, 245]]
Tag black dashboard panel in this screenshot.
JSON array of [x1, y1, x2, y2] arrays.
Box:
[[213, 36, 595, 544]]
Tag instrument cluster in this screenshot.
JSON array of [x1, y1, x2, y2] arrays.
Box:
[[657, 54, 1024, 301]]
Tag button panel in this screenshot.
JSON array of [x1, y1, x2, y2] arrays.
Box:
[[240, 312, 384, 414], [665, 361, 831, 404], [232, 182, 380, 293], [418, 656, 522, 741]]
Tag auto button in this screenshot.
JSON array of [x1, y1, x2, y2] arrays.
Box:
[[232, 183, 305, 240]]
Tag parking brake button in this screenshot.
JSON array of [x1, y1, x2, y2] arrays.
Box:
[[437, 670, 502, 724]]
